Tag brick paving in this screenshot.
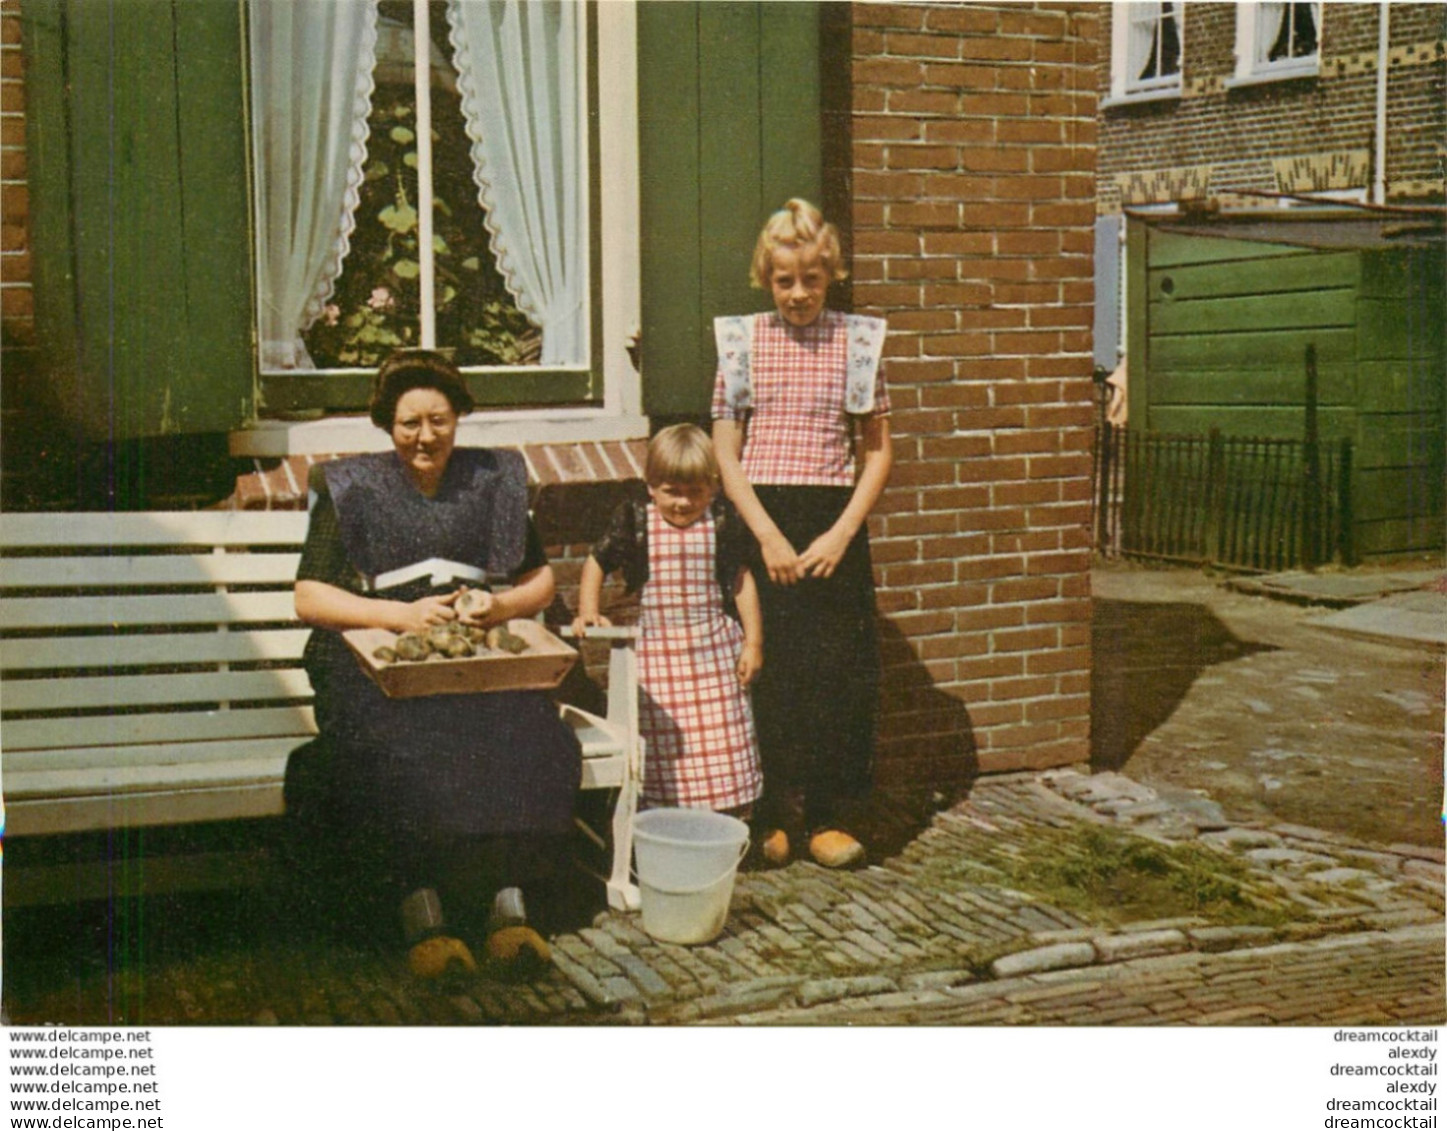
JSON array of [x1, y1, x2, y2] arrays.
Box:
[[723, 925, 1444, 1027], [4, 771, 1441, 1028]]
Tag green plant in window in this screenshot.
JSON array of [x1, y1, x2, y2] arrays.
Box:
[[303, 83, 540, 370]]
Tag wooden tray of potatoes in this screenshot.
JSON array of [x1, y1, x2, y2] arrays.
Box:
[[344, 618, 577, 699]]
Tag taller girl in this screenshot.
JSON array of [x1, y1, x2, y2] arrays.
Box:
[[711, 198, 892, 869]]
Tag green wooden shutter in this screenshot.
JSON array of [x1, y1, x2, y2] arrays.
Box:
[[24, 0, 253, 442], [637, 1, 822, 419]]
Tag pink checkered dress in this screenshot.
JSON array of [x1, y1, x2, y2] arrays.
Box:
[[637, 505, 761, 810], [711, 310, 891, 486]]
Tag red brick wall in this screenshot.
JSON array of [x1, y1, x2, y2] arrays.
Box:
[[850, 3, 1100, 779]]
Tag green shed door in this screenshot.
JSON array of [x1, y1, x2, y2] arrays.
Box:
[[25, 0, 254, 442], [637, 2, 822, 419]]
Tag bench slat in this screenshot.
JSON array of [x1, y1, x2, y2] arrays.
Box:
[[581, 757, 626, 790], [5, 726, 618, 773], [5, 705, 317, 752], [5, 785, 287, 836], [0, 629, 310, 672], [2, 669, 314, 713], [0, 511, 310, 548], [5, 755, 291, 800], [4, 736, 310, 774], [1, 591, 297, 630], [1, 553, 303, 589], [559, 708, 627, 760]]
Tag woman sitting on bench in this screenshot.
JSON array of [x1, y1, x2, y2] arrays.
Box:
[[292, 349, 581, 983]]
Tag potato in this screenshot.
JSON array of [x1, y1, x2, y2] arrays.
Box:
[[485, 624, 529, 654], [394, 633, 431, 662]]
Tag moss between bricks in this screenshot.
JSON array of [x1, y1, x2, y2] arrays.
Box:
[[938, 823, 1305, 931]]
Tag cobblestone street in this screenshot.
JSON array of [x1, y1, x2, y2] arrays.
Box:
[[5, 770, 1441, 1028]]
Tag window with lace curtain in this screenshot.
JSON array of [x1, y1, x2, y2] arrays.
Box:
[[249, 0, 591, 395], [20, 0, 819, 449], [1232, 2, 1322, 85], [1108, 2, 1183, 103]]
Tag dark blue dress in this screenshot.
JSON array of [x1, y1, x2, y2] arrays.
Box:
[[297, 449, 581, 840]]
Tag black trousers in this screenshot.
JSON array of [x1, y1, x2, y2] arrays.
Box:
[[749, 486, 881, 833]]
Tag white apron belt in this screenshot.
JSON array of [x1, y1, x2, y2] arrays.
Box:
[[360, 557, 487, 593]]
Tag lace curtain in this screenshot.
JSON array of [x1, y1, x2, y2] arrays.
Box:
[[447, 0, 585, 367], [1260, 2, 1319, 63], [250, 0, 583, 372], [249, 0, 378, 371], [1130, 2, 1179, 84]]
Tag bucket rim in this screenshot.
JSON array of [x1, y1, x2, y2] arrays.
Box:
[[632, 809, 749, 849]]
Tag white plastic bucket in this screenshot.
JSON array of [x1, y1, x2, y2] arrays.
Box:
[[632, 808, 750, 945]]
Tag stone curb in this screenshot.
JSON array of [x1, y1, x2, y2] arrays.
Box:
[[705, 923, 1446, 1026]]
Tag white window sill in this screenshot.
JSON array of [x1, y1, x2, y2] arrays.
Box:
[[1225, 65, 1320, 89], [1101, 86, 1182, 109], [230, 408, 651, 458]]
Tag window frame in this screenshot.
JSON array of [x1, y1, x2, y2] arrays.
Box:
[[1229, 1, 1323, 88], [1105, 2, 1184, 107], [236, 0, 644, 458]]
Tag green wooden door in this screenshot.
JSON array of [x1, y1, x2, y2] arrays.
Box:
[[24, 0, 254, 443], [637, 2, 823, 419]]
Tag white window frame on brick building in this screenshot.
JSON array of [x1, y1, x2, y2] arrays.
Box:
[[1230, 2, 1322, 87], [1106, 2, 1183, 106]]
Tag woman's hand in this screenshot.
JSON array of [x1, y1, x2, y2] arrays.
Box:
[[570, 612, 613, 638], [736, 639, 763, 688], [296, 580, 461, 636], [454, 587, 498, 628], [798, 525, 853, 580], [392, 591, 459, 635], [759, 531, 802, 587]]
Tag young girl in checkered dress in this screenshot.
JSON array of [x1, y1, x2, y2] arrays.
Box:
[[711, 198, 893, 869], [573, 425, 763, 815]]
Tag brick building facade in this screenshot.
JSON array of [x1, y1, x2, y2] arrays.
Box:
[[0, 2, 1100, 786], [1098, 3, 1445, 213], [1091, 2, 1445, 563]]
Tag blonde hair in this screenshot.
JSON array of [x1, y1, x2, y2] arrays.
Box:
[[645, 424, 719, 487], [750, 197, 847, 289]]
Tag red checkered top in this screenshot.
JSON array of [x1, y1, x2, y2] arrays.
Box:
[[711, 310, 890, 487]]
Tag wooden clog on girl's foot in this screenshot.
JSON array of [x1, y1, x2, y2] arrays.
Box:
[[760, 829, 790, 866], [808, 830, 864, 869]]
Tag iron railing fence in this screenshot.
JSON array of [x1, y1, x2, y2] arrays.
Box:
[[1093, 411, 1353, 571]]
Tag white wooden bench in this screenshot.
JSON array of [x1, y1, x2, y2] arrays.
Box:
[[0, 511, 642, 910]]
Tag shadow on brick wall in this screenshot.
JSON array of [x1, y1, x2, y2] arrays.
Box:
[[861, 619, 979, 860]]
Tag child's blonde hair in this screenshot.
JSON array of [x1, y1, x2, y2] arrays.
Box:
[[645, 423, 719, 487], [749, 197, 848, 289]]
